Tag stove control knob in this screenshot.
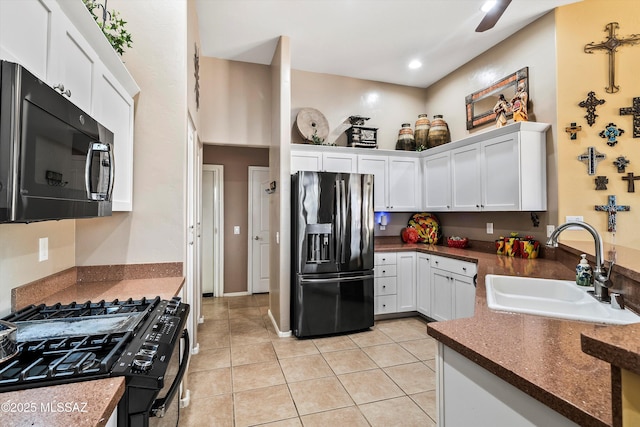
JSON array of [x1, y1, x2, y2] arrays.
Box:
[[139, 342, 159, 357], [165, 302, 179, 315], [132, 354, 154, 372]]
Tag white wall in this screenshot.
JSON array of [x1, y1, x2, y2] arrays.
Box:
[[0, 221, 75, 316], [292, 70, 427, 150], [75, 0, 188, 266]]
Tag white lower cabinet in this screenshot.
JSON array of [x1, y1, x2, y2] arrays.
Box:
[[374, 252, 416, 314], [416, 253, 432, 317], [437, 343, 579, 426], [396, 252, 416, 312], [430, 255, 477, 321]]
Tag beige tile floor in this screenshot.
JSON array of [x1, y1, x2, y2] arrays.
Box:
[[180, 294, 437, 427]]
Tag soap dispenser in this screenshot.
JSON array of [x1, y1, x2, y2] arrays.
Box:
[[576, 254, 593, 287]]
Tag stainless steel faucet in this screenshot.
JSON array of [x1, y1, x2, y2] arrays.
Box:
[[546, 221, 615, 302]]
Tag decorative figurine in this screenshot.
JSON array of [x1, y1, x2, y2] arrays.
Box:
[[493, 94, 510, 128], [579, 91, 606, 126], [565, 122, 582, 140], [595, 176, 608, 190], [622, 172, 640, 192], [510, 82, 528, 122], [578, 147, 606, 175], [613, 156, 630, 173], [595, 195, 630, 232], [599, 122, 625, 146], [584, 22, 640, 93], [620, 96, 640, 138], [530, 212, 540, 227]]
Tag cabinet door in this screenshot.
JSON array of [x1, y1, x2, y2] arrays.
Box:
[[423, 152, 451, 211], [49, 11, 97, 113], [92, 67, 135, 211], [453, 273, 476, 319], [322, 152, 357, 173], [482, 135, 520, 211], [451, 144, 481, 211], [358, 155, 388, 211], [416, 253, 431, 317], [0, 0, 56, 81], [396, 252, 416, 312], [291, 150, 322, 172], [431, 268, 453, 321], [388, 157, 421, 211]]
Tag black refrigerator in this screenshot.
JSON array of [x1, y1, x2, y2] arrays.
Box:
[[291, 171, 375, 338]]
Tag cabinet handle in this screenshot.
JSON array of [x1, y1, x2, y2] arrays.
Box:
[[435, 261, 439, 264], [54, 83, 71, 97], [476, 204, 480, 208], [382, 304, 386, 307], [462, 267, 467, 271], [382, 285, 386, 289], [382, 270, 386, 273]]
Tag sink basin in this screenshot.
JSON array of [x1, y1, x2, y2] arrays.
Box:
[[485, 275, 640, 325]]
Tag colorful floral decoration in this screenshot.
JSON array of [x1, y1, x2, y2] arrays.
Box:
[[599, 122, 625, 146], [401, 226, 419, 244], [407, 213, 442, 244]]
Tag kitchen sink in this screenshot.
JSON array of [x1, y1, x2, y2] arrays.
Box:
[[485, 274, 640, 325]]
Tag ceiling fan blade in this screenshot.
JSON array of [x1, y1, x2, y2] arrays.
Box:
[[475, 0, 512, 32]]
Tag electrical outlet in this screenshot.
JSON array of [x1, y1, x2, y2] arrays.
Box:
[[486, 223, 493, 234], [547, 225, 555, 238], [39, 237, 48, 262], [234, 226, 240, 235]]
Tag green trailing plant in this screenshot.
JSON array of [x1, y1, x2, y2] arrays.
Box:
[[83, 0, 132, 55]]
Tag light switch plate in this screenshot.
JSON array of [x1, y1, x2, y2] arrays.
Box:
[[39, 237, 48, 261], [565, 216, 584, 230], [234, 226, 240, 235], [547, 225, 555, 238], [486, 223, 493, 234]]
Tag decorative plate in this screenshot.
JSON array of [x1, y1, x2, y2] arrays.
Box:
[[407, 213, 442, 244]]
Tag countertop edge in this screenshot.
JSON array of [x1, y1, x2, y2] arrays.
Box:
[[581, 328, 640, 376]]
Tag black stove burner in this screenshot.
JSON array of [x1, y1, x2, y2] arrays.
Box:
[[3, 297, 159, 322]]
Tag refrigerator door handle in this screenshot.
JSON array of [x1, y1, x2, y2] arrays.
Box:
[[334, 180, 342, 265], [299, 273, 374, 284], [339, 179, 347, 264]]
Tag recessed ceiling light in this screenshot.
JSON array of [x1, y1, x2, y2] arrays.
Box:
[[481, 0, 497, 13], [408, 60, 422, 69]]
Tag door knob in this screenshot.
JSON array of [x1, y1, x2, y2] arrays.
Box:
[[254, 236, 259, 240]]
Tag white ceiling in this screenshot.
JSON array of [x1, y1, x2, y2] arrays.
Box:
[[195, 0, 581, 88]]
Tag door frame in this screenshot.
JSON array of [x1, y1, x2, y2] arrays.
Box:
[[203, 164, 225, 298], [247, 166, 269, 294]]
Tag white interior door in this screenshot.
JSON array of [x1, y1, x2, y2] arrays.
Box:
[[201, 170, 214, 295], [249, 167, 270, 294]]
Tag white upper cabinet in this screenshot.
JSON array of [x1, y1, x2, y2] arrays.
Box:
[[388, 156, 421, 211], [431, 122, 549, 212], [1, 0, 140, 211], [0, 0, 55, 81], [291, 147, 357, 173], [357, 154, 389, 211], [423, 151, 452, 211]]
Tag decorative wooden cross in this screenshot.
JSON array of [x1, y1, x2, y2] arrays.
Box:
[[599, 122, 625, 146], [620, 96, 640, 138], [578, 147, 606, 175], [622, 172, 640, 192], [579, 92, 606, 126], [584, 22, 640, 93], [565, 122, 582, 140], [595, 176, 608, 190], [613, 156, 630, 173], [595, 195, 630, 232]]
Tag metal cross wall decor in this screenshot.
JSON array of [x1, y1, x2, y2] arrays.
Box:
[[613, 156, 630, 173], [599, 122, 625, 146], [595, 176, 608, 190], [565, 122, 582, 140], [595, 195, 630, 232], [622, 172, 640, 192], [578, 146, 606, 175], [620, 96, 640, 138], [584, 22, 640, 94], [579, 92, 606, 127]]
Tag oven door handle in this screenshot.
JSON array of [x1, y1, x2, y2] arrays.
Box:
[[150, 329, 190, 418]]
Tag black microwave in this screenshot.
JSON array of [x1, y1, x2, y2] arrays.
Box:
[[0, 60, 114, 223]]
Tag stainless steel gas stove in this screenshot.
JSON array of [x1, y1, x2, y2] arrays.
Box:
[[0, 296, 190, 427]]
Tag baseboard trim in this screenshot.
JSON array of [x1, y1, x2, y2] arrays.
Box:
[[268, 309, 292, 338]]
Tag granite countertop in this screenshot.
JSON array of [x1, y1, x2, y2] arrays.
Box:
[[375, 240, 618, 427], [0, 377, 125, 427]]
